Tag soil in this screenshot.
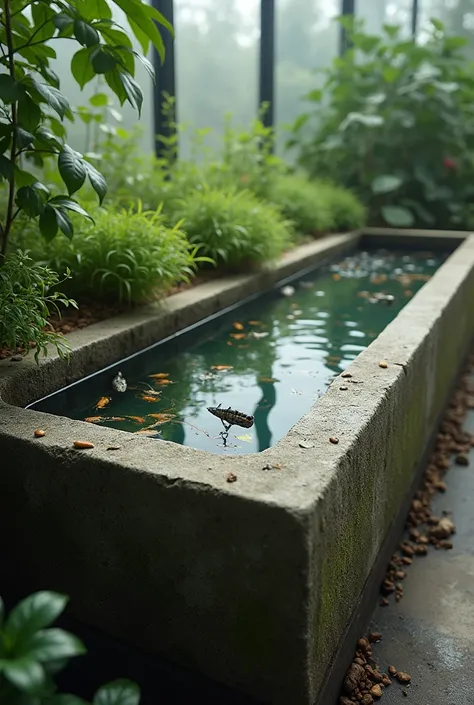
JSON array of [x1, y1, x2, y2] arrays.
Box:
[[0, 273, 216, 361], [338, 353, 474, 704]]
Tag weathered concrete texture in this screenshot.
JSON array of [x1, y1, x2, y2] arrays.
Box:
[[367, 381, 474, 705], [0, 233, 358, 408], [1, 232, 474, 705]]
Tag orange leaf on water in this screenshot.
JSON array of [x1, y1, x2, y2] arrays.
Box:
[[85, 416, 103, 423], [141, 395, 160, 403], [233, 322, 244, 331], [230, 333, 246, 340], [248, 320, 262, 325], [332, 273, 341, 281], [155, 379, 172, 385], [149, 373, 169, 379], [95, 396, 111, 409], [148, 413, 175, 423], [258, 377, 278, 383], [108, 417, 126, 422], [127, 416, 145, 423], [211, 365, 233, 371]]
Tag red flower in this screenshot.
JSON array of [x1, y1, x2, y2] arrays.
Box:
[[443, 157, 457, 170]]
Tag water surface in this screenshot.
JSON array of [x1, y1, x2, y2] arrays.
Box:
[[67, 249, 447, 455]]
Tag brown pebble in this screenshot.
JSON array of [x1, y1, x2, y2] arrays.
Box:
[[361, 695, 373, 705], [354, 658, 365, 666], [73, 440, 95, 449], [226, 472, 237, 483], [106, 445, 121, 451], [429, 517, 455, 539], [10, 354, 23, 362], [339, 698, 353, 705], [388, 665, 397, 676], [368, 632, 382, 643], [370, 684, 382, 698], [433, 481, 447, 492], [34, 429, 46, 438], [329, 436, 340, 444], [395, 571, 406, 580], [381, 676, 392, 686], [401, 556, 413, 565], [341, 372, 352, 378], [380, 597, 389, 606], [340, 386, 349, 391], [402, 688, 408, 697], [396, 672, 411, 684], [378, 360, 388, 368], [357, 637, 370, 652], [438, 539, 453, 549], [455, 453, 469, 466]]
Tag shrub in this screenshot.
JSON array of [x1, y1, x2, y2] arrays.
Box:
[[0, 590, 141, 704], [24, 203, 210, 304], [289, 17, 474, 229], [266, 175, 366, 235], [0, 250, 76, 360], [172, 186, 294, 269]]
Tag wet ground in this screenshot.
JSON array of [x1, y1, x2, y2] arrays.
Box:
[[363, 377, 474, 705]]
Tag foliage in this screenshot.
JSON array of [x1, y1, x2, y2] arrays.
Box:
[[290, 18, 474, 229], [0, 0, 172, 255], [266, 174, 366, 235], [0, 250, 76, 359], [171, 186, 294, 269], [0, 589, 141, 704], [17, 202, 211, 303]]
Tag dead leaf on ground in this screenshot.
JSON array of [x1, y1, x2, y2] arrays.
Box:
[[233, 322, 244, 331], [212, 365, 233, 371], [95, 396, 111, 409]]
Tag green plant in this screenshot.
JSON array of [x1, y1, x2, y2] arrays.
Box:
[[172, 186, 294, 269], [266, 174, 366, 235], [0, 0, 172, 255], [289, 17, 474, 229], [0, 250, 76, 359], [0, 590, 141, 704], [28, 202, 211, 303]]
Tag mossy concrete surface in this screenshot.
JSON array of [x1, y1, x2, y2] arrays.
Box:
[[0, 232, 473, 705]]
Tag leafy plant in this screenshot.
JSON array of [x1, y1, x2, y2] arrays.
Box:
[[0, 0, 172, 255], [172, 186, 294, 269], [289, 17, 474, 229], [0, 590, 141, 704], [266, 174, 366, 235], [0, 250, 76, 359], [23, 202, 211, 303]]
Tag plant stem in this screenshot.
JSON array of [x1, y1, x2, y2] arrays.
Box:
[[1, 0, 16, 257]]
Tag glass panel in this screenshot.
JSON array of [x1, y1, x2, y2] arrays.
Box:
[[174, 0, 260, 158], [420, 0, 474, 56], [384, 0, 413, 36], [357, 0, 388, 33], [48, 4, 154, 154], [275, 0, 340, 155]]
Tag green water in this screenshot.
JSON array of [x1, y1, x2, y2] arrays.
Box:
[[70, 249, 447, 455]]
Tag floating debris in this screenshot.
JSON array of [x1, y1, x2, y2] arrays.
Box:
[[211, 365, 233, 371], [233, 321, 244, 331], [226, 472, 237, 483], [112, 371, 127, 392], [149, 372, 169, 379], [95, 396, 111, 409], [280, 285, 295, 297]]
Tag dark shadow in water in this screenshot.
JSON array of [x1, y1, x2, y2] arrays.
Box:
[[253, 380, 277, 452]]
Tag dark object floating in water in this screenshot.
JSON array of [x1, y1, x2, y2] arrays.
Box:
[[207, 404, 254, 430]]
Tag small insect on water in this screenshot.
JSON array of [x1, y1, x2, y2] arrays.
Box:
[[207, 403, 254, 432]]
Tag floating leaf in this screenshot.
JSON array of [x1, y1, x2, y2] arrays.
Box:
[[95, 396, 111, 409], [155, 379, 172, 385], [233, 322, 244, 331], [85, 416, 103, 423], [108, 417, 126, 422], [332, 273, 341, 281], [149, 373, 169, 379], [211, 365, 233, 371], [258, 377, 278, 383], [230, 333, 246, 340], [126, 416, 145, 423], [248, 320, 262, 325], [141, 395, 160, 403], [236, 434, 252, 443], [250, 331, 269, 339]]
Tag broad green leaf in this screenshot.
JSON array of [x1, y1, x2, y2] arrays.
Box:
[[21, 628, 85, 663], [402, 199, 435, 225], [133, 52, 155, 82], [71, 47, 96, 89], [31, 2, 56, 41], [127, 18, 149, 55], [3, 593, 68, 645], [74, 19, 100, 47], [91, 47, 117, 74], [93, 679, 140, 705], [15, 126, 35, 150], [112, 46, 135, 76], [80, 0, 112, 19], [53, 14, 74, 31], [99, 26, 133, 49], [105, 69, 127, 105], [112, 0, 165, 61], [118, 72, 143, 117], [39, 205, 59, 241], [0, 155, 13, 180], [49, 117, 67, 138], [35, 126, 62, 150], [430, 18, 444, 32], [381, 205, 414, 228], [339, 112, 384, 130], [54, 208, 74, 239], [39, 64, 61, 90], [26, 77, 70, 119], [84, 161, 107, 203], [18, 94, 42, 132], [143, 3, 174, 37], [371, 175, 403, 195], [2, 657, 45, 694], [15, 166, 37, 187], [89, 92, 109, 107], [15, 184, 47, 217], [48, 196, 94, 220], [58, 145, 87, 195], [0, 75, 24, 103]]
